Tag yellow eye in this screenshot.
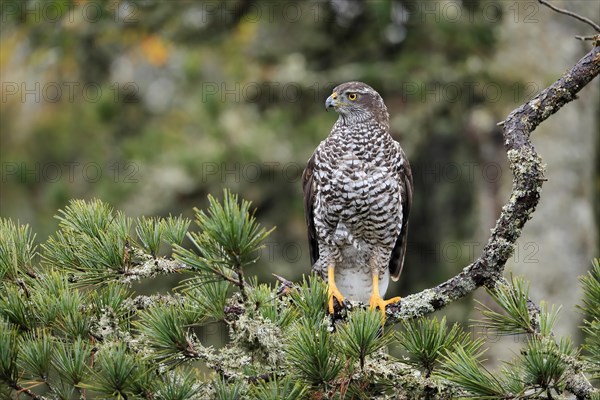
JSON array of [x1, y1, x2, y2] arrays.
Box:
[[347, 93, 357, 101]]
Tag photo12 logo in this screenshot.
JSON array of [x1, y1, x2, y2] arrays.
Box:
[[199, 162, 303, 184], [1, 82, 139, 104], [416, 240, 539, 264], [1, 162, 139, 184], [1, 1, 139, 24]]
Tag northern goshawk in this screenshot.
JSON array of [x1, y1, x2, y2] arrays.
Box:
[[302, 81, 413, 314]]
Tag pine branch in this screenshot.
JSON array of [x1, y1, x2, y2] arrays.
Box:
[[173, 190, 274, 303], [9, 384, 48, 400], [385, 42, 600, 322], [476, 277, 595, 398], [118, 257, 192, 284], [521, 294, 596, 399], [128, 293, 186, 311]]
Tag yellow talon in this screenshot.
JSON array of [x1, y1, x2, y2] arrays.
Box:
[[327, 265, 345, 314], [369, 273, 401, 317]]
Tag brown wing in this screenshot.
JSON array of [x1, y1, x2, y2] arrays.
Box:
[[302, 153, 319, 266], [389, 149, 413, 281]]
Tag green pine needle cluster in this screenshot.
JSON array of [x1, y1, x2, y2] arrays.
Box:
[[337, 309, 394, 371], [135, 215, 191, 257], [475, 275, 535, 335], [0, 320, 19, 387], [0, 196, 598, 399], [40, 199, 190, 285], [397, 316, 479, 377], [251, 376, 307, 400], [439, 343, 505, 399], [438, 275, 588, 399], [43, 199, 132, 284], [289, 274, 328, 325], [286, 319, 344, 388], [174, 190, 274, 301], [0, 219, 37, 281], [579, 259, 600, 379], [135, 304, 200, 364], [179, 276, 230, 321]]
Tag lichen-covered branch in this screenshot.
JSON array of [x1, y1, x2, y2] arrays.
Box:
[[128, 293, 186, 310], [382, 39, 600, 399], [119, 257, 192, 284], [386, 41, 600, 321]]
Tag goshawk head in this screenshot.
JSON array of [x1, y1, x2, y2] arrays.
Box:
[[325, 81, 389, 127]]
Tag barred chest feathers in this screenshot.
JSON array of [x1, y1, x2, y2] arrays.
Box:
[[312, 121, 404, 301]]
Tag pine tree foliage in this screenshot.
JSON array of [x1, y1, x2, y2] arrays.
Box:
[[80, 342, 137, 398], [18, 329, 54, 384], [212, 377, 246, 400], [439, 343, 506, 399], [0, 219, 36, 280], [396, 316, 480, 377], [42, 199, 132, 285], [0, 197, 598, 399], [439, 275, 590, 399], [286, 319, 344, 388], [178, 276, 230, 322], [474, 276, 536, 335], [288, 274, 328, 326], [251, 376, 307, 400], [336, 309, 394, 371], [174, 191, 274, 300], [0, 320, 19, 388], [135, 217, 164, 257], [579, 259, 600, 379]]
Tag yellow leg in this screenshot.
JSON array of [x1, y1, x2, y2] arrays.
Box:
[[369, 273, 401, 317], [327, 265, 345, 314]]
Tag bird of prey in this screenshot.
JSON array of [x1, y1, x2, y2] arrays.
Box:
[[302, 81, 412, 315]]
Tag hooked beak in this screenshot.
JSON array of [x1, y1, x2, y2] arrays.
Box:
[[325, 92, 339, 111]]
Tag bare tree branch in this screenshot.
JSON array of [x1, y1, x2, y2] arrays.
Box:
[[386, 42, 600, 320], [575, 34, 600, 42], [538, 0, 600, 33], [382, 39, 600, 399]]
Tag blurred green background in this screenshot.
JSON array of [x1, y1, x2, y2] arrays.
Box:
[[1, 0, 598, 353]]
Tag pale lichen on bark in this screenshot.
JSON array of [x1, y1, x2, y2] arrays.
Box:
[[383, 41, 600, 398], [121, 257, 191, 284], [385, 42, 599, 323]]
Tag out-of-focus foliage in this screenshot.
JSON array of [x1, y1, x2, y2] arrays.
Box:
[[1, 0, 516, 294]]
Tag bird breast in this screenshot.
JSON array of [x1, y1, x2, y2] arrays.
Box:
[[317, 148, 403, 248]]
